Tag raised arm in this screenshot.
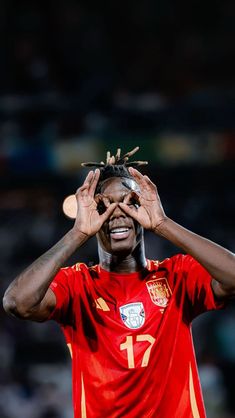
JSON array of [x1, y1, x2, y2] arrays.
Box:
[[119, 167, 235, 300], [3, 170, 117, 321]]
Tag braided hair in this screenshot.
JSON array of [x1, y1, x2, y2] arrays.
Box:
[[81, 147, 148, 193]]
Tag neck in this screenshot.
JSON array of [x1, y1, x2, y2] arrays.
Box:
[[98, 242, 147, 273]]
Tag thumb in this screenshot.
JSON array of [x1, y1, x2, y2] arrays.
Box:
[[99, 202, 118, 223]]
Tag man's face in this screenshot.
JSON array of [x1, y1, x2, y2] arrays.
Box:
[[96, 177, 143, 255]]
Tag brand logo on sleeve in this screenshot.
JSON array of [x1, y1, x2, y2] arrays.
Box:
[[119, 302, 145, 329], [146, 278, 172, 307]]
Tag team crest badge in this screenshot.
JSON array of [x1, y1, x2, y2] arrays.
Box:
[[119, 302, 145, 329], [146, 278, 172, 307]]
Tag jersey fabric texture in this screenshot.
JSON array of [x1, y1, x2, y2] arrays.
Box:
[[49, 254, 223, 418]]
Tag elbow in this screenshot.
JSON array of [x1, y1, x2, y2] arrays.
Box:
[[3, 293, 17, 316], [3, 293, 30, 319], [212, 278, 235, 300]]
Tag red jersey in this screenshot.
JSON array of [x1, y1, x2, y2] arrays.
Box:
[[49, 254, 223, 418]]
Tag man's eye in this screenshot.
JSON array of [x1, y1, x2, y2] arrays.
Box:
[[97, 201, 106, 214], [128, 199, 139, 208]]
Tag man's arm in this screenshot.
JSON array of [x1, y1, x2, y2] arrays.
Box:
[[156, 218, 235, 299], [119, 167, 235, 300], [3, 229, 88, 321], [3, 169, 117, 321]]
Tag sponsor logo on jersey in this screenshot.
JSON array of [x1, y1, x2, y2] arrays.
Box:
[[119, 302, 145, 329], [146, 278, 172, 307]]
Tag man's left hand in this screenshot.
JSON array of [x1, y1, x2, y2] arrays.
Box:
[[119, 167, 167, 232]]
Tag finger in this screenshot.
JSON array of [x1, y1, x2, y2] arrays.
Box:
[[128, 167, 146, 187], [130, 168, 154, 186], [77, 183, 89, 197], [99, 202, 118, 223], [143, 175, 157, 189], [78, 182, 90, 192], [88, 169, 100, 196], [84, 170, 95, 185], [129, 167, 154, 191], [95, 194, 110, 207], [76, 171, 94, 194], [94, 193, 102, 204], [128, 166, 143, 178], [118, 202, 139, 221], [123, 190, 140, 205], [102, 196, 111, 208]]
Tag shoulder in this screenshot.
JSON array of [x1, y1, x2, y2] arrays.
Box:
[[149, 254, 192, 272], [148, 255, 200, 286], [60, 262, 89, 274], [60, 262, 100, 284], [51, 262, 90, 287]]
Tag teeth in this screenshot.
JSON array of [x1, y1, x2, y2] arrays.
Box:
[[110, 228, 129, 234]]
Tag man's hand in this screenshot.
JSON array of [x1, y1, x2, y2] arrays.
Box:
[[119, 167, 167, 233], [73, 169, 117, 237]]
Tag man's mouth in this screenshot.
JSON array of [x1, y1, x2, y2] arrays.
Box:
[[109, 227, 131, 240]]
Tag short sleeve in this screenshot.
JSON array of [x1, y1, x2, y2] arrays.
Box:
[[172, 254, 225, 319], [49, 267, 75, 325]]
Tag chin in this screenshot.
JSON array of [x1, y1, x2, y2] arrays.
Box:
[[109, 239, 137, 256]]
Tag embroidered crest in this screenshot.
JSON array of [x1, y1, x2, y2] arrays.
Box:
[[146, 278, 171, 307], [119, 302, 145, 329]]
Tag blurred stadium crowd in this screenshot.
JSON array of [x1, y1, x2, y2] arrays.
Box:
[[0, 1, 235, 417]]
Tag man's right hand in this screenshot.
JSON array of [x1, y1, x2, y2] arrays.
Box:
[[3, 169, 117, 322], [73, 169, 117, 237]]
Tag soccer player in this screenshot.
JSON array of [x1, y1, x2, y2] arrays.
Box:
[[3, 147, 235, 418]]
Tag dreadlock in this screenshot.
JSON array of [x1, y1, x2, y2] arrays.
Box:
[[81, 147, 148, 193]]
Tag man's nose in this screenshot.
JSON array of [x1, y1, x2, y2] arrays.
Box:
[[110, 204, 126, 219]]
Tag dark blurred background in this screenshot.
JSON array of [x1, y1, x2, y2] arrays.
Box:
[[0, 1, 235, 417]]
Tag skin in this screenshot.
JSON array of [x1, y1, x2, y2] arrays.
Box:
[[96, 177, 146, 271], [3, 167, 235, 322]]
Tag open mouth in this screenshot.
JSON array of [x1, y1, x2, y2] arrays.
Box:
[[109, 227, 131, 240]]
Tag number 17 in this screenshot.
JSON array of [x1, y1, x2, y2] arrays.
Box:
[[120, 334, 156, 369]]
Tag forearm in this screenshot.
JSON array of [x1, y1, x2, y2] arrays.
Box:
[[3, 228, 88, 316], [156, 218, 235, 289]]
